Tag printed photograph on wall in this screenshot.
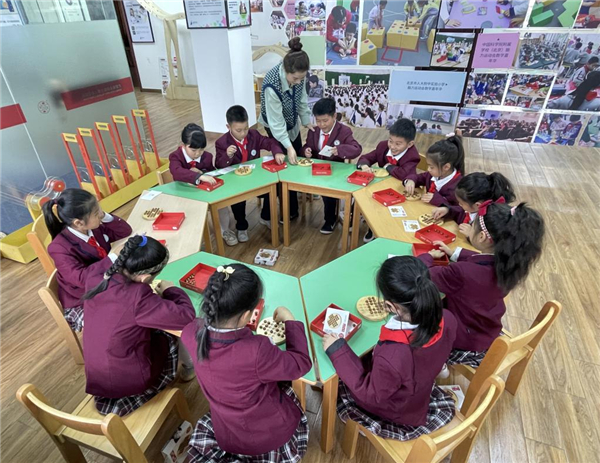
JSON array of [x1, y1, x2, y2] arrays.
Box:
[[579, 115, 600, 147], [306, 68, 327, 123], [535, 112, 584, 145], [430, 32, 474, 68], [360, 0, 440, 67], [437, 0, 527, 29], [296, 0, 325, 19], [270, 0, 285, 7], [464, 72, 508, 106], [326, 0, 359, 65], [324, 68, 390, 128], [513, 32, 569, 70], [387, 103, 459, 134], [457, 108, 540, 142], [574, 0, 600, 27], [270, 9, 286, 28], [528, 0, 581, 28], [504, 74, 554, 109], [472, 32, 519, 68], [251, 0, 264, 12]]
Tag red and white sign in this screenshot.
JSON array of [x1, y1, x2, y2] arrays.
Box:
[[61, 77, 134, 111]]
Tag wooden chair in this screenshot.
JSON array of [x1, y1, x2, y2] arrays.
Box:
[[342, 376, 504, 463], [156, 167, 173, 185], [39, 270, 84, 365], [417, 152, 428, 172], [16, 383, 192, 463], [452, 300, 562, 413], [27, 214, 56, 276]]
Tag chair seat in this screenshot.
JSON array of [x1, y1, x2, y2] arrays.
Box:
[[62, 388, 178, 459]]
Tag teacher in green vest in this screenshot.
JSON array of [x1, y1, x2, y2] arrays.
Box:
[[259, 37, 314, 225]]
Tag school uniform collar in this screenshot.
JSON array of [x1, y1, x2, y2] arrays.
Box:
[[386, 147, 408, 161], [320, 121, 337, 137], [68, 227, 93, 242], [181, 148, 196, 164], [468, 211, 477, 223], [469, 253, 495, 265], [432, 169, 458, 190], [379, 317, 445, 347], [229, 132, 248, 147]]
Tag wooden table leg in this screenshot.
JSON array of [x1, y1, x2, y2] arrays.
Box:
[[269, 184, 279, 248], [292, 379, 307, 411], [340, 193, 351, 255], [211, 206, 225, 256], [350, 203, 362, 251], [321, 374, 339, 454], [282, 182, 291, 247], [202, 221, 213, 254]]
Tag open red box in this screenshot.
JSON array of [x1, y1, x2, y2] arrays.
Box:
[[372, 188, 405, 206], [312, 163, 332, 176], [412, 243, 450, 266], [197, 177, 224, 192], [262, 159, 287, 173], [347, 171, 374, 186], [246, 299, 265, 331], [152, 212, 186, 231], [310, 303, 362, 341], [179, 263, 216, 294], [415, 224, 456, 245]]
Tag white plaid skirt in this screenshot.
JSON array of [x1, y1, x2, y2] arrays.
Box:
[[337, 380, 456, 441], [187, 386, 309, 463], [93, 331, 178, 417], [64, 306, 84, 332], [446, 348, 487, 368]]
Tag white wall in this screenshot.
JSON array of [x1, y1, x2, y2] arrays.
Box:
[[132, 1, 197, 90]]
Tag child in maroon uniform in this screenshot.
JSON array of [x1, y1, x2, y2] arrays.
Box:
[[301, 97, 362, 234], [43, 188, 132, 331], [323, 256, 457, 440], [168, 123, 216, 187], [182, 264, 312, 462], [421, 200, 544, 368]]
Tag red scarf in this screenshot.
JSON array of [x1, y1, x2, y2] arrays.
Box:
[[88, 236, 108, 259], [429, 171, 461, 193], [386, 154, 398, 165], [189, 160, 197, 168], [321, 133, 330, 150], [234, 137, 248, 162], [379, 318, 445, 348]]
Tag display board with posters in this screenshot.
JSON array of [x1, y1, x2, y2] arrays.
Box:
[[389, 70, 467, 104], [124, 0, 154, 42], [228, 0, 252, 27], [184, 0, 228, 28]]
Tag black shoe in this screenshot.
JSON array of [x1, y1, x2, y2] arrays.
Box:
[[279, 213, 299, 224], [363, 228, 374, 243], [320, 222, 335, 234]]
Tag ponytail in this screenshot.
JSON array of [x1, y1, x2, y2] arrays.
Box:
[[42, 189, 97, 239], [426, 134, 465, 175], [455, 172, 516, 206], [476, 202, 544, 292], [377, 256, 443, 348]]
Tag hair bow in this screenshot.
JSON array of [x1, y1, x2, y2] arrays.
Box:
[[217, 266, 235, 280], [478, 197, 505, 242]]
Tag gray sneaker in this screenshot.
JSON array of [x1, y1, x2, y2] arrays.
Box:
[[237, 230, 249, 242], [222, 229, 238, 246], [259, 218, 271, 229]]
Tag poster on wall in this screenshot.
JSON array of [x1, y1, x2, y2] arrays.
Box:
[[184, 0, 227, 28], [504, 74, 554, 110], [430, 32, 474, 69], [579, 115, 600, 147], [124, 0, 154, 42], [389, 70, 467, 104], [325, 0, 359, 65], [574, 1, 600, 27], [513, 32, 568, 70], [534, 112, 584, 145], [251, 0, 264, 12], [464, 72, 508, 105], [387, 103, 459, 134], [325, 68, 390, 128], [471, 32, 519, 69], [306, 68, 326, 123], [60, 0, 85, 22], [159, 57, 169, 96], [528, 0, 581, 28], [457, 108, 539, 143], [438, 0, 527, 29], [228, 0, 252, 27], [0, 0, 23, 25], [360, 0, 439, 67]]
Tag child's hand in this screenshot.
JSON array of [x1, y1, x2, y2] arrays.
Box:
[[275, 153, 286, 165], [305, 147, 313, 158], [330, 146, 338, 157], [322, 333, 339, 351], [200, 175, 216, 185], [431, 207, 449, 220], [274, 306, 295, 322], [459, 223, 472, 236], [433, 240, 452, 256], [226, 145, 237, 157], [190, 167, 202, 173], [156, 280, 174, 295], [360, 164, 373, 173], [286, 146, 298, 165], [404, 179, 416, 194], [421, 192, 434, 203], [429, 249, 445, 259]]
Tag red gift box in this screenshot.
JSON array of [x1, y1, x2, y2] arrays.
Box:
[[262, 159, 287, 172], [152, 212, 186, 231], [312, 163, 332, 176], [415, 224, 456, 245], [347, 171, 374, 186], [196, 177, 224, 192], [246, 299, 265, 331], [372, 188, 405, 206], [412, 243, 450, 266], [310, 303, 362, 341], [179, 263, 216, 294]]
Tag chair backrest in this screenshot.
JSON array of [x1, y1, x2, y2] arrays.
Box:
[[417, 152, 428, 172], [27, 215, 55, 277], [157, 167, 173, 185], [16, 384, 147, 462], [38, 270, 84, 365]]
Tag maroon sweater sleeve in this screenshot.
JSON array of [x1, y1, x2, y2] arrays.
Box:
[[418, 254, 465, 295], [255, 129, 283, 155], [99, 215, 132, 243], [389, 147, 420, 181], [134, 286, 196, 331], [357, 141, 386, 167], [446, 205, 467, 224], [50, 248, 113, 292], [301, 129, 318, 157], [405, 171, 430, 187], [255, 321, 312, 382], [169, 149, 201, 184], [336, 125, 362, 160], [215, 134, 231, 168]]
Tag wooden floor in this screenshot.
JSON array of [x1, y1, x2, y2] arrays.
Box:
[[2, 91, 600, 463]]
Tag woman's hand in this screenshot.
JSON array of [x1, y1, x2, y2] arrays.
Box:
[[322, 333, 339, 351], [200, 175, 216, 185], [304, 123, 316, 132], [431, 207, 449, 220], [275, 153, 286, 165], [287, 146, 298, 165], [274, 306, 295, 322], [404, 179, 416, 194]]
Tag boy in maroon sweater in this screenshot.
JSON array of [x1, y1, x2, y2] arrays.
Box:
[[301, 97, 362, 234]]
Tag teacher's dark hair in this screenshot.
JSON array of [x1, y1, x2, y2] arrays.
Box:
[[283, 38, 310, 74]]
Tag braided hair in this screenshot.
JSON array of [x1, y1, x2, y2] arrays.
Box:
[[83, 235, 169, 300], [196, 263, 263, 361], [377, 256, 442, 348]]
